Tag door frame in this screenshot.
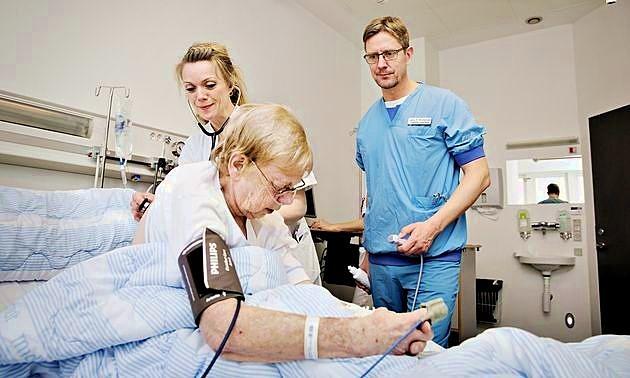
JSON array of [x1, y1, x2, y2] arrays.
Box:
[[583, 111, 601, 335]]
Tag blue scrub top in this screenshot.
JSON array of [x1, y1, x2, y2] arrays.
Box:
[[356, 83, 485, 261]]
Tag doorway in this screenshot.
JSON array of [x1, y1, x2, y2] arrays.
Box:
[[589, 104, 630, 335]]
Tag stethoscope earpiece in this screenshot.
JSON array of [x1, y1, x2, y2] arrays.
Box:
[[230, 85, 241, 105]]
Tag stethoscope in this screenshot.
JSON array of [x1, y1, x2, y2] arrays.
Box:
[[188, 86, 241, 150]]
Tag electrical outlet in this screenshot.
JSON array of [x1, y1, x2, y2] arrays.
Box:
[[574, 248, 583, 256], [572, 219, 582, 241]]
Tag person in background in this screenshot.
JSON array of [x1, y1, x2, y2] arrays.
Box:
[[130, 42, 320, 283], [356, 16, 490, 346], [538, 183, 567, 204]]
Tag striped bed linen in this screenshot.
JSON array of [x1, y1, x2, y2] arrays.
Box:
[[0, 185, 628, 376], [0, 185, 137, 281], [1, 242, 629, 377]]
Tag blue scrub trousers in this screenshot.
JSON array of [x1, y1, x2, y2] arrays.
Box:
[[369, 258, 460, 347]]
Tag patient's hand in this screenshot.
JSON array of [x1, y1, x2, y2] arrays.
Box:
[[130, 192, 155, 221], [360, 307, 433, 357]]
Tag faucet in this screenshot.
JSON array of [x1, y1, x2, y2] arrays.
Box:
[[531, 221, 560, 235]]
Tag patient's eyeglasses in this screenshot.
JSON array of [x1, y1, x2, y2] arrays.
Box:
[[363, 47, 406, 65], [251, 161, 306, 203]]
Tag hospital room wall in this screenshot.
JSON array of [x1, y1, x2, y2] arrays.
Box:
[[0, 0, 363, 221], [573, 0, 630, 335], [0, 163, 147, 192], [439, 26, 591, 341], [408, 37, 440, 87]]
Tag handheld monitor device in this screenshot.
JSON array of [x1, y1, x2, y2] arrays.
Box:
[[361, 298, 449, 377], [139, 197, 151, 215]]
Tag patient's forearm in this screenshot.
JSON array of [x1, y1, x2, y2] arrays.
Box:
[[200, 299, 365, 362], [201, 300, 432, 362]]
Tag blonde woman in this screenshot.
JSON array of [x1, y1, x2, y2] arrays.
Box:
[[131, 43, 320, 282], [176, 42, 248, 164]]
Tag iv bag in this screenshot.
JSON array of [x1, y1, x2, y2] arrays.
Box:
[[114, 97, 133, 161]]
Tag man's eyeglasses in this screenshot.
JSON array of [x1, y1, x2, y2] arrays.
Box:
[[252, 161, 306, 203], [363, 47, 406, 65]]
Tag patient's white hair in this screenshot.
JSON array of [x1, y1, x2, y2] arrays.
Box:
[[212, 103, 313, 177]]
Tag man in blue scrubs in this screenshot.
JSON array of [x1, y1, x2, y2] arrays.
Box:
[[356, 16, 490, 346]]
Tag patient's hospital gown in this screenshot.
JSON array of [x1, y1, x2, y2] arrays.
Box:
[[143, 160, 310, 284], [179, 130, 321, 283]]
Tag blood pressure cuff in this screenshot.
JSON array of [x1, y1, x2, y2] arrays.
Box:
[[178, 228, 244, 326]]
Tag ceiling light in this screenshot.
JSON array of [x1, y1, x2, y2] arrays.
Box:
[[525, 16, 543, 25]]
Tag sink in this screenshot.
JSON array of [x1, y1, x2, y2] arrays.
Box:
[[515, 254, 576, 313], [516, 255, 575, 273]]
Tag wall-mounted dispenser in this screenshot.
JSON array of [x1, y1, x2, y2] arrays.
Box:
[[558, 210, 572, 240], [518, 209, 531, 239], [472, 168, 504, 208]]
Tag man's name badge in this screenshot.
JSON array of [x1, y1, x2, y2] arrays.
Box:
[[408, 117, 432, 126]]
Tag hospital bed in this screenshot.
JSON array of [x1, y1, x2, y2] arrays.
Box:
[[0, 185, 628, 377]]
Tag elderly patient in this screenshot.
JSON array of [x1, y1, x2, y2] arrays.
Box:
[[136, 103, 433, 361]]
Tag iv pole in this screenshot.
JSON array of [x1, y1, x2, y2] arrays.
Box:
[[94, 85, 130, 188]]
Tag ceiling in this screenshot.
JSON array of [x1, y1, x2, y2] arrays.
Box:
[[295, 0, 606, 50]]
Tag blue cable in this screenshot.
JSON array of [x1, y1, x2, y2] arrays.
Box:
[[365, 236, 427, 377], [360, 318, 429, 378], [200, 300, 241, 377]]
